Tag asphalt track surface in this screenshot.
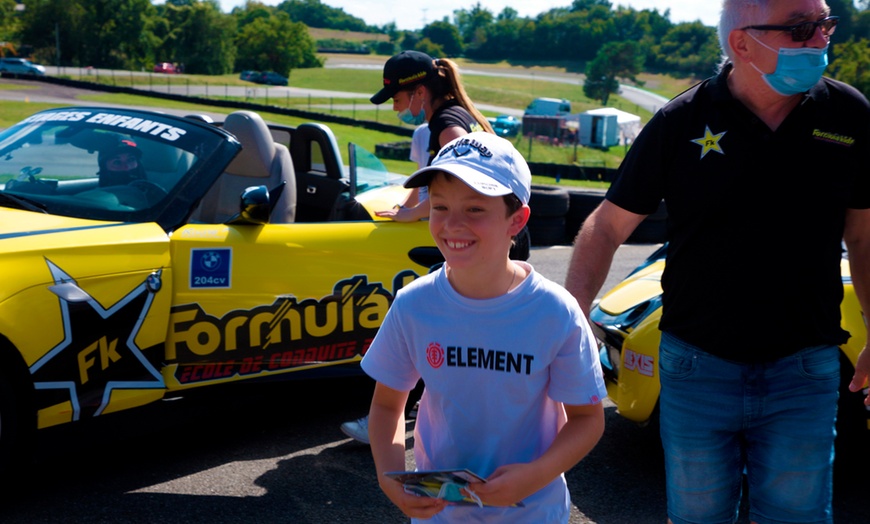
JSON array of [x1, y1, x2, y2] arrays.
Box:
[[0, 81, 866, 523]]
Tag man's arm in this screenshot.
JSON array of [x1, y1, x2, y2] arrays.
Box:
[[565, 199, 648, 314], [845, 208, 870, 404]]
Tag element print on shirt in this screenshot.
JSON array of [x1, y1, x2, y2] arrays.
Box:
[[691, 125, 726, 159], [426, 342, 535, 374]]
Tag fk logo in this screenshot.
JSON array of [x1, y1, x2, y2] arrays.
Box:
[[78, 336, 121, 384]]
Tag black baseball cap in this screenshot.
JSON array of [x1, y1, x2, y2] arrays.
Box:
[[370, 51, 435, 105]]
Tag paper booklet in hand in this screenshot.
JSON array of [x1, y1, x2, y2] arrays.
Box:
[[385, 469, 525, 508]]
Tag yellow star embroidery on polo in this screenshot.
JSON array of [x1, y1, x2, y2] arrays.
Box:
[[691, 125, 726, 159]]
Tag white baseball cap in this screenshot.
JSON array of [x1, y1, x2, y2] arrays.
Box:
[[404, 132, 532, 205]]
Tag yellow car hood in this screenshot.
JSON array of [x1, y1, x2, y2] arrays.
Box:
[[0, 208, 169, 301], [0, 208, 117, 233], [596, 260, 664, 315]]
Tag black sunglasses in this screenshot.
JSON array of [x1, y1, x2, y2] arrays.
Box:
[[741, 15, 839, 42]]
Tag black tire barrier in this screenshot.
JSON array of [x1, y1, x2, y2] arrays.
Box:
[[374, 141, 412, 161], [564, 188, 606, 244], [528, 185, 570, 246], [627, 200, 667, 244], [528, 162, 616, 183], [528, 185, 667, 246], [510, 225, 531, 261], [528, 215, 567, 247], [529, 184, 569, 218]]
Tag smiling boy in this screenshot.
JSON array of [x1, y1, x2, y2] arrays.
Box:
[[361, 132, 606, 523]]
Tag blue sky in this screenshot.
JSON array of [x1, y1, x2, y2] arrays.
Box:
[[215, 1, 722, 29]]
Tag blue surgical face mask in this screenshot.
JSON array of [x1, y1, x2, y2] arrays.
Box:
[[397, 93, 426, 125], [748, 33, 828, 95]]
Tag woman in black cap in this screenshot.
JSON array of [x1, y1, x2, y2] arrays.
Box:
[[370, 50, 495, 222]]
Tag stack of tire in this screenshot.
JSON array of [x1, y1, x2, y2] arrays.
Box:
[[527, 185, 667, 246], [628, 199, 667, 244], [374, 141, 411, 161], [564, 188, 607, 245], [527, 185, 571, 246]]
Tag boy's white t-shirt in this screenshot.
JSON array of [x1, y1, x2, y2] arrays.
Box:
[[361, 261, 607, 523]]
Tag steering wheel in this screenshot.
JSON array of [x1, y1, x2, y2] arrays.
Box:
[[129, 180, 168, 203]]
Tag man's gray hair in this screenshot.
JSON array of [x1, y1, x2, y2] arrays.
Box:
[[717, 0, 771, 67]]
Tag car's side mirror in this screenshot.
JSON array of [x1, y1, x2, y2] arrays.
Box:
[[227, 185, 270, 225]]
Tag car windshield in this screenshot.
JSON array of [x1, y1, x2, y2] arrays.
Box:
[[0, 107, 232, 224]]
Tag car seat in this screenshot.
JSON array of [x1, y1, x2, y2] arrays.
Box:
[[190, 111, 296, 223]]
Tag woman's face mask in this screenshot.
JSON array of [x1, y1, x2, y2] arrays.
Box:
[[747, 32, 828, 96], [397, 91, 426, 125]]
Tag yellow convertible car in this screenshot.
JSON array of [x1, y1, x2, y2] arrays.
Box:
[[590, 243, 868, 442], [0, 106, 444, 472]]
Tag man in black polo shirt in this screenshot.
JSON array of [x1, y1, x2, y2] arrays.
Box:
[[565, 0, 869, 523]]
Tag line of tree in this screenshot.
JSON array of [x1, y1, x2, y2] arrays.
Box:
[[1, 0, 325, 77], [0, 0, 867, 100]]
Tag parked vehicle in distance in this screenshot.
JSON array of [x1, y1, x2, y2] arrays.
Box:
[[488, 115, 521, 137], [256, 71, 288, 86], [239, 70, 288, 86], [153, 62, 177, 74], [0, 57, 46, 75], [239, 70, 260, 82], [524, 97, 571, 116]]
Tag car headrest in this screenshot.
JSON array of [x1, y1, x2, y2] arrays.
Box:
[[223, 111, 274, 178]]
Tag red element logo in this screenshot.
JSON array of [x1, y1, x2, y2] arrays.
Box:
[[426, 342, 444, 368]]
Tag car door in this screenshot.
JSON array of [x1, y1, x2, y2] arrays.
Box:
[[0, 217, 173, 430], [163, 219, 436, 390]]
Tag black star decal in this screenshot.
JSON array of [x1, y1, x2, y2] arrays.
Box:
[[29, 259, 165, 421]]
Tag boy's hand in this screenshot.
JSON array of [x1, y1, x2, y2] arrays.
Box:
[[470, 463, 537, 507], [379, 477, 448, 519]]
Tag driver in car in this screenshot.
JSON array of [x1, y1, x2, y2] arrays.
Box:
[[98, 139, 146, 187]]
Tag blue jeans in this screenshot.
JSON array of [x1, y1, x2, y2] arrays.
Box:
[[658, 332, 838, 524]]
